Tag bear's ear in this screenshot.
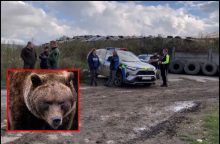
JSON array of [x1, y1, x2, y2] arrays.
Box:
[[31, 74, 42, 87]]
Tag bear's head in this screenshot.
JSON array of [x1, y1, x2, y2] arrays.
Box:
[[24, 71, 77, 129]]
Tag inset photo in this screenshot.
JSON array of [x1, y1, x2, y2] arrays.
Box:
[[6, 69, 79, 132]]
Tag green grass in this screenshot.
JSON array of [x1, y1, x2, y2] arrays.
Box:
[[178, 107, 219, 144], [202, 113, 219, 144], [79, 71, 90, 84]]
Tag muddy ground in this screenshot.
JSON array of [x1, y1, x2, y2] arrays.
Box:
[[1, 74, 219, 144]]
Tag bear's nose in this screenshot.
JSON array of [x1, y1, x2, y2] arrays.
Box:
[[52, 117, 61, 126]]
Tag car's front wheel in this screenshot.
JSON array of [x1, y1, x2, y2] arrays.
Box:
[[114, 71, 123, 87]]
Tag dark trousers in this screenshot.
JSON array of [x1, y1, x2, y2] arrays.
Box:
[[90, 69, 97, 86], [23, 63, 35, 69], [106, 70, 116, 86], [160, 65, 168, 85], [40, 63, 48, 69]]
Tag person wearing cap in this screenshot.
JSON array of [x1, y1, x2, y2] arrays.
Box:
[[20, 41, 37, 69], [48, 40, 60, 69], [88, 48, 100, 86], [105, 50, 119, 87], [39, 46, 49, 69], [158, 48, 170, 87]]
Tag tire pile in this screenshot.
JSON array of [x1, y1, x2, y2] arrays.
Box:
[[169, 60, 218, 76]]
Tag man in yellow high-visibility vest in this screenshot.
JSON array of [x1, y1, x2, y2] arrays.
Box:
[[159, 48, 170, 87]]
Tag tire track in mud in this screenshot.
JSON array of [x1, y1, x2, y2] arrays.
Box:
[[123, 102, 201, 144]]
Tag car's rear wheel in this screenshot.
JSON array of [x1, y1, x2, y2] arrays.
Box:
[[114, 71, 123, 87]]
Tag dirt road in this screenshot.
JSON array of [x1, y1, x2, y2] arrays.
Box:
[[1, 74, 219, 144]]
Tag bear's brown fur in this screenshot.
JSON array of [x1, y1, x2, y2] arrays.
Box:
[[8, 71, 77, 130]]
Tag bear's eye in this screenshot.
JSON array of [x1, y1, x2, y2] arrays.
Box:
[[45, 101, 52, 105], [39, 102, 50, 111], [58, 101, 65, 105], [59, 101, 68, 111]]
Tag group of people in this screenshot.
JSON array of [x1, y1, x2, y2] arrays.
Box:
[[21, 41, 169, 87], [87, 49, 119, 87], [87, 48, 170, 87], [20, 41, 60, 69]]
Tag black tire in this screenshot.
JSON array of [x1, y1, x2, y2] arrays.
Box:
[[114, 71, 123, 87], [184, 61, 200, 75], [201, 62, 217, 76], [169, 60, 184, 74]]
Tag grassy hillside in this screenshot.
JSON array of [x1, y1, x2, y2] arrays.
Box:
[[1, 37, 219, 86]]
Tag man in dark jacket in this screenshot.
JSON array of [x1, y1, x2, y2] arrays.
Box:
[[88, 48, 100, 86], [149, 53, 159, 68], [159, 48, 170, 87], [48, 40, 60, 69], [39, 46, 49, 69], [20, 41, 37, 69], [105, 50, 119, 87]]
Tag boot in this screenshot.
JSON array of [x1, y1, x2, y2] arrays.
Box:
[[160, 84, 167, 87]]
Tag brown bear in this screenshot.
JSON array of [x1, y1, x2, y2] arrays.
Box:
[[8, 71, 78, 130]]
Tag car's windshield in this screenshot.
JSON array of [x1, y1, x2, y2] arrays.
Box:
[[117, 50, 141, 62]]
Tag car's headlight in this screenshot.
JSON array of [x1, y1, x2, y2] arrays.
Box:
[[147, 66, 156, 71], [126, 66, 137, 71]]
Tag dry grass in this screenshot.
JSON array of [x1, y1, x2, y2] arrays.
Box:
[[1, 37, 219, 86]]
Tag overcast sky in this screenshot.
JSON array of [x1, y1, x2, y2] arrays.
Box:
[[1, 1, 219, 45]]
